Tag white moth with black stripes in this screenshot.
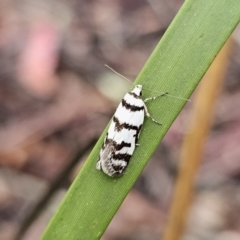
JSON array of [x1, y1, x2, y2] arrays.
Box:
[[96, 84, 167, 177]]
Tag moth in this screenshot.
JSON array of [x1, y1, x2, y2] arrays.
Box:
[[96, 84, 167, 177]]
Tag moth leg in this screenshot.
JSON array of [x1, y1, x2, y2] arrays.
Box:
[[144, 92, 168, 103], [143, 103, 162, 125], [136, 143, 140, 147], [96, 159, 101, 170]]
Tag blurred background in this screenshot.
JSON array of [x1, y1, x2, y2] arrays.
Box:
[[0, 0, 240, 239]]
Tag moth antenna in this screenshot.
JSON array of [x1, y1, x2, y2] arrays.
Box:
[[165, 93, 191, 102], [104, 64, 133, 84], [143, 88, 191, 102], [104, 65, 190, 102]]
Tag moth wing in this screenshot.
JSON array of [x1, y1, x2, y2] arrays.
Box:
[[108, 97, 145, 155], [96, 140, 115, 169]]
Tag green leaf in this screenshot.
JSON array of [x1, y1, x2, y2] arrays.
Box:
[[41, 1, 240, 239]]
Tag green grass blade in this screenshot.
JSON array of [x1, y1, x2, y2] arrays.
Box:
[[41, 1, 240, 239]]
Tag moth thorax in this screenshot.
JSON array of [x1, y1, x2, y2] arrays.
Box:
[[132, 85, 143, 96]]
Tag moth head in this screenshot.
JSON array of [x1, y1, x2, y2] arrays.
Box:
[[132, 85, 143, 96]]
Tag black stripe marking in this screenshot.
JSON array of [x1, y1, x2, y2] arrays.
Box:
[[122, 99, 144, 112], [112, 153, 131, 163], [113, 116, 141, 132], [116, 141, 131, 151], [128, 92, 141, 99], [105, 137, 131, 151]]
